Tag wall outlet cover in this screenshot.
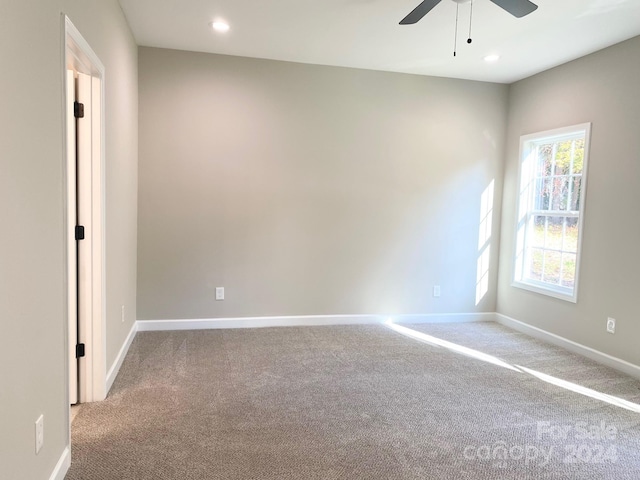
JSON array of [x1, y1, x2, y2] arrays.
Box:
[[215, 287, 224, 301], [606, 317, 616, 334]]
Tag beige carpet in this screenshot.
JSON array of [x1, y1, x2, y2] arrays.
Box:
[[66, 322, 640, 479]]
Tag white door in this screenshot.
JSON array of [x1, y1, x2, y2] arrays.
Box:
[[68, 71, 93, 404], [76, 72, 93, 403], [66, 17, 107, 404], [66, 70, 78, 404]]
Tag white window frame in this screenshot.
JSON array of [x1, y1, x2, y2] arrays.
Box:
[[512, 123, 591, 303]]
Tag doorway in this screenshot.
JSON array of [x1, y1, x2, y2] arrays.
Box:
[[64, 15, 106, 413]]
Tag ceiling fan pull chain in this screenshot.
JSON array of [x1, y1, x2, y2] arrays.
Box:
[[467, 0, 474, 44], [453, 3, 459, 57]]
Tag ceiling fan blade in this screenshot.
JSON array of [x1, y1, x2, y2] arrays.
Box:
[[400, 0, 443, 25], [489, 0, 538, 18]]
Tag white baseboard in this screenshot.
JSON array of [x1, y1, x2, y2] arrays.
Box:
[[105, 322, 138, 395], [495, 313, 640, 381], [136, 312, 493, 332], [49, 447, 70, 480]]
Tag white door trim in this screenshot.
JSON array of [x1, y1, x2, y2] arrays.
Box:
[[63, 15, 107, 414]]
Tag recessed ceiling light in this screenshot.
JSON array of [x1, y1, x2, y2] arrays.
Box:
[[484, 54, 500, 63], [210, 21, 230, 33]]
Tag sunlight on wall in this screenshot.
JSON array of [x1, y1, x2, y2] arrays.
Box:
[[476, 180, 494, 305], [384, 320, 640, 414]]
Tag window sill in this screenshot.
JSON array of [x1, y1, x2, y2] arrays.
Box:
[[511, 280, 577, 303]]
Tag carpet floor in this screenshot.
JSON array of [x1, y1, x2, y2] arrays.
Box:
[[66, 322, 640, 479]]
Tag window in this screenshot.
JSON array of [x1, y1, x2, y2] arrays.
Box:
[[513, 123, 591, 302]]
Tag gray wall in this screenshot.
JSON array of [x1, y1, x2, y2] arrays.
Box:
[[137, 47, 508, 320], [0, 1, 138, 478], [497, 36, 640, 367]]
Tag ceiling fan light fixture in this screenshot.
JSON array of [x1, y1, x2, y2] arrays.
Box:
[[210, 21, 230, 33], [484, 54, 501, 62]]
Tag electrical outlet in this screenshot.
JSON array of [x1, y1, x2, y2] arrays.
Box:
[[606, 317, 616, 334], [121, 305, 125, 323], [35, 415, 44, 454], [433, 285, 441, 298], [215, 287, 224, 301]]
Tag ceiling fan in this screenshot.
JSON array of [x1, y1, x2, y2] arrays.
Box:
[[400, 0, 538, 25]]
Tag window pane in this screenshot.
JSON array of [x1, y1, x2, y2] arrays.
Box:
[[531, 216, 545, 247], [535, 178, 551, 210], [545, 217, 563, 250], [542, 251, 561, 284], [537, 144, 553, 177], [549, 177, 569, 211], [561, 253, 576, 288], [569, 175, 582, 211], [563, 218, 579, 253], [554, 140, 572, 176], [527, 248, 543, 281], [572, 139, 585, 175]]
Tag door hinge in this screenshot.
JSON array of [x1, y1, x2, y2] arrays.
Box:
[[76, 343, 85, 358], [75, 225, 85, 240], [74, 101, 85, 119]]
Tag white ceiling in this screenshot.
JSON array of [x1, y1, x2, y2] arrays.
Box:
[[119, 0, 640, 84]]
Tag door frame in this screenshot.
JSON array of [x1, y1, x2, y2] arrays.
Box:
[[63, 15, 107, 412]]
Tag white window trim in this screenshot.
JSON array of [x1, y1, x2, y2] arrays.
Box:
[[512, 123, 592, 303]]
